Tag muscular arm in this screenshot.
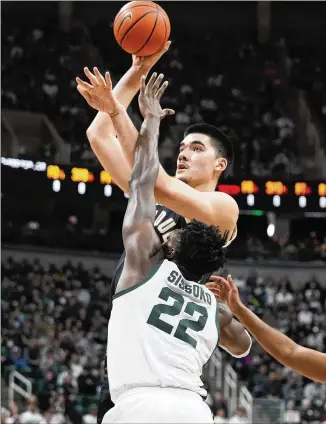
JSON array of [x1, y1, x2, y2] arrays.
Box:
[[233, 304, 326, 382], [86, 67, 143, 194], [218, 302, 252, 357], [117, 113, 162, 294], [110, 103, 238, 232], [85, 44, 171, 195], [80, 66, 238, 233]]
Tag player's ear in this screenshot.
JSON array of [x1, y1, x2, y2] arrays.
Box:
[[216, 157, 227, 172], [166, 247, 175, 260], [162, 241, 174, 259]]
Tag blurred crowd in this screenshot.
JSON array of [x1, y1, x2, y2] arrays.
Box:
[[1, 257, 326, 423], [3, 17, 326, 177], [2, 214, 326, 263], [240, 231, 326, 262]]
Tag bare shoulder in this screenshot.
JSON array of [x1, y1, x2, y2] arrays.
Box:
[[202, 191, 239, 230], [212, 191, 239, 215]]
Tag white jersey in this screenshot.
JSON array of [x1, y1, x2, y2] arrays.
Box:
[[107, 259, 219, 404]]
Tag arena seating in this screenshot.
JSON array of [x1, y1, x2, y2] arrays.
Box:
[[1, 257, 325, 423], [4, 18, 324, 177]]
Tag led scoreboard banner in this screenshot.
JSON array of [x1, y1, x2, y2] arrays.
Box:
[[2, 157, 326, 212]]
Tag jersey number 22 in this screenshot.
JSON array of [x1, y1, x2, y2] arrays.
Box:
[[147, 287, 208, 348]]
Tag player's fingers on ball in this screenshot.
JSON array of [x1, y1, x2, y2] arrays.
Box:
[[165, 40, 171, 51], [93, 67, 106, 87], [155, 81, 169, 100], [139, 75, 146, 96], [105, 72, 113, 90], [84, 67, 99, 86], [145, 72, 157, 95]]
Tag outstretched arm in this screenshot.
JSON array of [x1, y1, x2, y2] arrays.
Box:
[[77, 69, 238, 234], [221, 276, 326, 382], [77, 43, 171, 193], [116, 75, 171, 294]]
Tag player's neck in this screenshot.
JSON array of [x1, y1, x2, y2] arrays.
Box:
[[176, 262, 199, 282], [192, 179, 219, 192]]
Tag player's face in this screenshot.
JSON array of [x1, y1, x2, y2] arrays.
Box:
[[162, 230, 180, 259], [175, 133, 223, 187]]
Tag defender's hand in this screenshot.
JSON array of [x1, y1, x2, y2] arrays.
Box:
[[138, 72, 175, 119], [132, 41, 171, 75], [76, 67, 120, 114], [205, 275, 230, 303], [205, 275, 243, 314]]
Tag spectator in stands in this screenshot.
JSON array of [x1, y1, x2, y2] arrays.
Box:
[[212, 391, 228, 417], [1, 256, 325, 421], [284, 400, 301, 423], [19, 395, 45, 424], [1, 402, 20, 424], [82, 404, 97, 424], [214, 408, 228, 424], [228, 407, 248, 424]]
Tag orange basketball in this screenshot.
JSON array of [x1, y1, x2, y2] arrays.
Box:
[[113, 1, 170, 56]]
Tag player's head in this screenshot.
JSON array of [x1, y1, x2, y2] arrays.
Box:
[[162, 220, 228, 281], [176, 123, 235, 189]]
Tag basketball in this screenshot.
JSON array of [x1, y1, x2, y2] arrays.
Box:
[[113, 1, 171, 56]]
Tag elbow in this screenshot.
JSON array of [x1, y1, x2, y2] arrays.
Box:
[[86, 128, 99, 146]]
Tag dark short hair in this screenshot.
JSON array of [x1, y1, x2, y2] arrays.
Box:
[[184, 123, 235, 179], [175, 220, 228, 278]]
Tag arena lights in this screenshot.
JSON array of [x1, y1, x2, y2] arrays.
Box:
[[250, 210, 264, 216], [267, 224, 275, 237], [246, 194, 255, 206], [2, 158, 326, 213], [104, 185, 113, 197], [299, 196, 307, 208], [78, 182, 86, 195], [266, 181, 288, 195], [320, 197, 326, 208], [273, 195, 281, 207], [52, 180, 61, 193]]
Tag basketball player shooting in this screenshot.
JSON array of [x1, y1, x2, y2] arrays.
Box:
[[101, 74, 251, 423], [76, 47, 247, 423]]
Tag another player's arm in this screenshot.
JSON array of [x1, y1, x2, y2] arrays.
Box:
[[206, 277, 251, 357], [221, 276, 326, 382], [236, 304, 326, 382], [77, 44, 170, 194], [218, 303, 252, 357], [116, 76, 171, 294]]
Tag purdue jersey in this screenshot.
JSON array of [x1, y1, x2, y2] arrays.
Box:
[[107, 259, 219, 404]]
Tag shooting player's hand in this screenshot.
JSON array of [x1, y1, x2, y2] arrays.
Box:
[[76, 67, 120, 115]]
